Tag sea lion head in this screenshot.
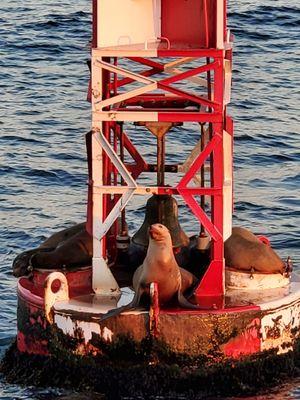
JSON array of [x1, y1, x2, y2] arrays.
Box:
[[149, 224, 171, 244]]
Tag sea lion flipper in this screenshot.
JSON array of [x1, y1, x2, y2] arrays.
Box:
[[12, 248, 54, 277], [100, 286, 143, 322], [99, 304, 134, 322]]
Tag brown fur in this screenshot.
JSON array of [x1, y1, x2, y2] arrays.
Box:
[[100, 224, 203, 321], [225, 227, 284, 274], [12, 223, 89, 277]]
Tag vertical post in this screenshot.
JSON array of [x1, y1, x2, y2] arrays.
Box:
[[92, 51, 120, 295], [203, 0, 209, 48], [157, 136, 165, 187], [223, 128, 233, 241], [92, 0, 98, 48], [153, 0, 162, 39], [195, 124, 225, 300], [211, 51, 225, 295], [216, 0, 224, 49], [211, 122, 225, 291], [195, 52, 225, 300], [91, 129, 120, 295]]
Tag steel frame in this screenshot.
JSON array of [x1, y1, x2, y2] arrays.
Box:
[[90, 0, 233, 301]]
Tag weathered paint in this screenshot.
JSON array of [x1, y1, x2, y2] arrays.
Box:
[[261, 295, 300, 354], [226, 268, 290, 291], [222, 318, 261, 358], [16, 273, 300, 358], [17, 294, 49, 355]]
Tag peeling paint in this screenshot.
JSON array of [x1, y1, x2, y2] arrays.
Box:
[[261, 300, 300, 354], [102, 326, 113, 342], [55, 314, 101, 343], [54, 314, 115, 345]]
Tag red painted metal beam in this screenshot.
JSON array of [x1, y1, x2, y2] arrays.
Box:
[[157, 187, 221, 196], [114, 128, 148, 180], [115, 67, 162, 89], [158, 112, 222, 123], [159, 60, 220, 86], [158, 49, 223, 58], [127, 57, 164, 70], [158, 82, 219, 110], [178, 134, 222, 188]]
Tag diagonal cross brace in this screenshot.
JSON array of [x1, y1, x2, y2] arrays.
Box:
[[93, 129, 137, 240], [178, 134, 222, 187], [177, 134, 223, 241], [94, 58, 219, 111], [115, 129, 148, 180]]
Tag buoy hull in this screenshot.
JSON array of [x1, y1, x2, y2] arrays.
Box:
[[16, 270, 300, 360]]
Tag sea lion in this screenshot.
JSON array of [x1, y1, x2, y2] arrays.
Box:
[[100, 224, 205, 322], [225, 227, 285, 274], [12, 222, 89, 277], [30, 229, 92, 270]]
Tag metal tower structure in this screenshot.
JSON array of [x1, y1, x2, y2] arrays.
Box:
[[88, 0, 233, 304]]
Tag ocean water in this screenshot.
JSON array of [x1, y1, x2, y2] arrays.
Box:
[[0, 0, 299, 398]]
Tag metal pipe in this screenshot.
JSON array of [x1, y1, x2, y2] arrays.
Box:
[[203, 0, 209, 48], [119, 123, 127, 235], [157, 136, 165, 187], [147, 164, 177, 173], [157, 135, 166, 224], [200, 123, 206, 235]]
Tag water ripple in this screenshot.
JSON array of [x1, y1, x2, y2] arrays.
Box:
[[0, 0, 299, 399]]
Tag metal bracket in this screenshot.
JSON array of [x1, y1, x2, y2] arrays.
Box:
[[44, 272, 69, 324]]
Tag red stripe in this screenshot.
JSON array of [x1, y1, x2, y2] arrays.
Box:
[[158, 112, 222, 123], [159, 61, 220, 86], [158, 49, 223, 58]]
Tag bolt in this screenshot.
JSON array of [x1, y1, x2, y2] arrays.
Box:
[[284, 256, 293, 278], [92, 89, 100, 98]]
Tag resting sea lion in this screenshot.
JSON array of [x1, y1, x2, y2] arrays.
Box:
[[12, 222, 89, 277], [30, 229, 92, 270], [100, 224, 205, 322], [225, 227, 285, 274]]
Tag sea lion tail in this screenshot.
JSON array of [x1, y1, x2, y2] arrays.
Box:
[[177, 290, 210, 310], [100, 287, 142, 322], [99, 304, 135, 322]]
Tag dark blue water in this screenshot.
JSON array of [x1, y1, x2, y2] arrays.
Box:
[[0, 0, 299, 398]]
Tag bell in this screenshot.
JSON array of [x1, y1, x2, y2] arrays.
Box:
[[132, 195, 189, 248]]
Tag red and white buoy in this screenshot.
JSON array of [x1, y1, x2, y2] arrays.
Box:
[[16, 0, 300, 364]]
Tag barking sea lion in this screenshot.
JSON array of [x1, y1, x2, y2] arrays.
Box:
[[225, 227, 285, 274], [100, 224, 205, 322]]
